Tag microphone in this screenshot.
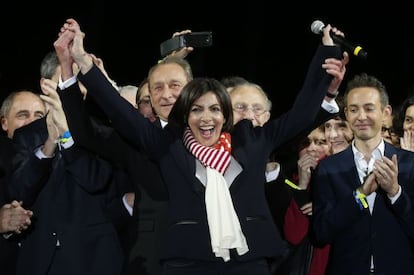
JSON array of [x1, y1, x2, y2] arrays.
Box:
[[311, 20, 367, 59]]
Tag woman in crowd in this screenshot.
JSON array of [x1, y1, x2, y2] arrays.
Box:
[[58, 17, 348, 275]]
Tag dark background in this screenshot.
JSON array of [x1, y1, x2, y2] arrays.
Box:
[[1, 2, 413, 118]]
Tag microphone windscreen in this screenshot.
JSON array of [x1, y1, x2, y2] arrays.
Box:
[[311, 20, 325, 35]]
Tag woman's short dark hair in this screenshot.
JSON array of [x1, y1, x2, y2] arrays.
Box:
[[168, 77, 233, 132]]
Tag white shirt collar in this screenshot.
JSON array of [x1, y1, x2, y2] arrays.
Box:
[[160, 119, 168, 129], [352, 139, 385, 180]]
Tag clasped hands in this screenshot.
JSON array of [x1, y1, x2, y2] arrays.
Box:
[[0, 200, 33, 234], [359, 154, 399, 197]]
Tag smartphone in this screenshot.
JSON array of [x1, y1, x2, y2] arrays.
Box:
[[160, 31, 213, 57]]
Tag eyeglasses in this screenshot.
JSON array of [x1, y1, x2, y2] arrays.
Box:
[[233, 103, 267, 117], [381, 126, 393, 135], [138, 99, 151, 108]]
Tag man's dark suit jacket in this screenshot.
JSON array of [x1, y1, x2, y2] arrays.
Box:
[[0, 135, 18, 275], [7, 117, 124, 275], [126, 118, 169, 275], [78, 44, 341, 265], [59, 86, 167, 275], [312, 143, 414, 274]]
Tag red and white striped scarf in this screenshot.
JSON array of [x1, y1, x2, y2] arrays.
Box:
[[183, 127, 231, 175]]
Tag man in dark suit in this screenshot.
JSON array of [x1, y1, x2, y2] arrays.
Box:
[[128, 56, 196, 275], [40, 49, 153, 274], [54, 25, 184, 275], [3, 88, 123, 275], [311, 73, 414, 275]]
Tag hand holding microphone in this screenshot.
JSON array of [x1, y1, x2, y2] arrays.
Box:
[[315, 22, 350, 96], [311, 20, 367, 59]]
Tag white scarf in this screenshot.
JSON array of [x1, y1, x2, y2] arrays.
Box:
[[183, 127, 249, 261]]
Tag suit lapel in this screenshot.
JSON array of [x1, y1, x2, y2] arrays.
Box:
[[384, 143, 397, 158], [169, 139, 205, 197], [341, 147, 361, 189]]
